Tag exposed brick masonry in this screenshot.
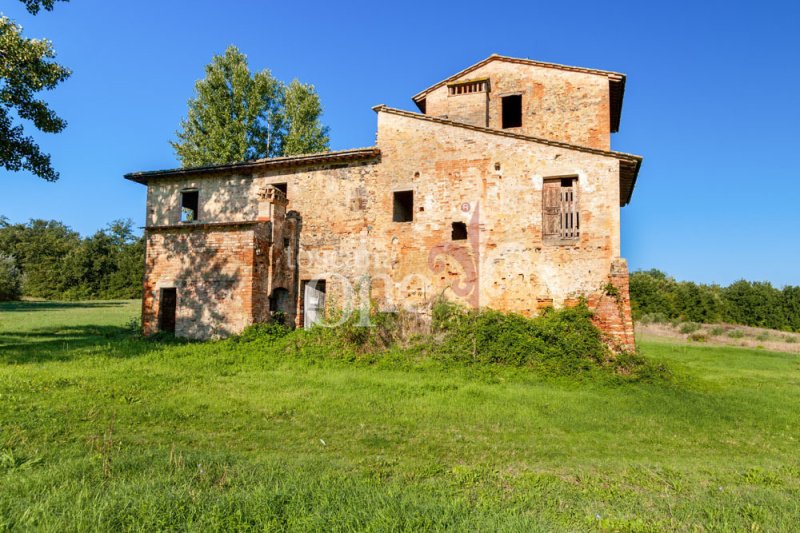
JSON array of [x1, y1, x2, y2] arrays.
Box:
[[128, 55, 641, 351]]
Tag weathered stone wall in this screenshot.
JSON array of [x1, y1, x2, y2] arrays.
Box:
[[141, 109, 634, 348], [142, 225, 264, 339], [445, 90, 489, 127], [143, 159, 381, 333], [139, 59, 636, 350], [146, 175, 259, 226], [253, 161, 380, 325], [423, 61, 611, 150], [370, 109, 621, 318]]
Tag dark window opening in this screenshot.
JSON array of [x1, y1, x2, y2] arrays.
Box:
[[274, 182, 287, 196], [392, 190, 414, 222], [451, 221, 467, 240], [158, 288, 177, 333], [181, 190, 199, 222], [502, 94, 522, 129]]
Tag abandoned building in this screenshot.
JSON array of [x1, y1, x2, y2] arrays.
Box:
[[125, 54, 642, 351]]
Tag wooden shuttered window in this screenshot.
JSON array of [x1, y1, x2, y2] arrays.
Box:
[[543, 178, 579, 242]]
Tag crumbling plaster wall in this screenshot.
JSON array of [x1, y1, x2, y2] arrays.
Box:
[[371, 110, 621, 317], [142, 225, 264, 339], [144, 160, 382, 331], [141, 110, 630, 346]]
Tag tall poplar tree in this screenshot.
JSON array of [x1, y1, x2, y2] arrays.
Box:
[[283, 79, 329, 156], [172, 46, 330, 167]]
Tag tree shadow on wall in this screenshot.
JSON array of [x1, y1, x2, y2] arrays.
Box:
[[159, 229, 244, 339]]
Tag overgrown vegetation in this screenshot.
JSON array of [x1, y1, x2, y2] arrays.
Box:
[[429, 301, 608, 369], [0, 218, 143, 300], [1, 300, 799, 530], [631, 269, 800, 331], [236, 300, 667, 382]]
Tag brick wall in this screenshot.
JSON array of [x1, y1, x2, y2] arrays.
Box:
[[141, 110, 635, 349], [139, 60, 637, 350], [424, 61, 611, 150], [142, 225, 261, 339], [587, 258, 636, 353]]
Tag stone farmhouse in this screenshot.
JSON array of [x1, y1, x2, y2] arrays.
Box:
[[125, 54, 642, 351]]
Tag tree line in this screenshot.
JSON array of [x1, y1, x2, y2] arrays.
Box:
[[630, 269, 800, 332], [0, 218, 143, 301]]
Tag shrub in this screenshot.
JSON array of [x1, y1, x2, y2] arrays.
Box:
[[602, 282, 621, 299], [639, 312, 668, 325], [728, 329, 745, 339], [238, 321, 292, 342], [329, 304, 422, 350], [755, 331, 771, 342], [430, 302, 609, 372], [678, 322, 701, 334], [125, 316, 143, 336], [688, 332, 708, 343], [268, 300, 670, 381], [784, 335, 798, 344], [611, 352, 672, 382], [431, 299, 467, 332], [708, 326, 726, 336], [0, 254, 22, 301]]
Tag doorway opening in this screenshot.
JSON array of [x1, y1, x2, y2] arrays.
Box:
[[270, 287, 291, 325], [303, 280, 326, 328], [158, 288, 177, 333]]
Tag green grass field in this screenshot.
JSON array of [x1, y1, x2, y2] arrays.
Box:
[[1, 301, 799, 531]]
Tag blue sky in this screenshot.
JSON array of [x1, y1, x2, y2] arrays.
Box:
[[1, 0, 799, 286]]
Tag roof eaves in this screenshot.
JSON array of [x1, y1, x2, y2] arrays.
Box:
[[412, 54, 625, 102], [124, 147, 381, 184]]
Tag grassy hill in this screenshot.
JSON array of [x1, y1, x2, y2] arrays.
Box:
[[1, 301, 798, 530]]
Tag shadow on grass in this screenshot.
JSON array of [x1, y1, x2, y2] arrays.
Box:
[[0, 324, 188, 364], [0, 301, 133, 313]]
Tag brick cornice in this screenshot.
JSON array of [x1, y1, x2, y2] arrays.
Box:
[[144, 221, 264, 232]]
